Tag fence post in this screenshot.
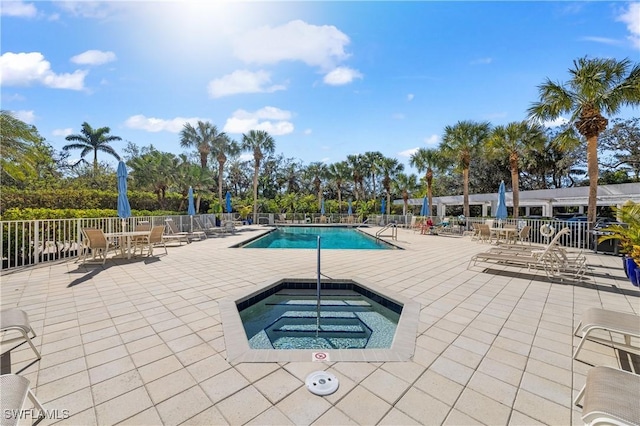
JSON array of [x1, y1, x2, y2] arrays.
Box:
[[34, 220, 39, 266]]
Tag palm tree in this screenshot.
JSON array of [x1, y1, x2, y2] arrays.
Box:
[[440, 120, 491, 218], [0, 110, 41, 182], [392, 173, 419, 215], [487, 121, 545, 218], [305, 162, 328, 210], [128, 149, 180, 209], [379, 157, 404, 214], [241, 130, 276, 223], [328, 161, 350, 213], [63, 122, 121, 175], [363, 151, 384, 200], [346, 154, 365, 201], [211, 134, 239, 208], [409, 148, 442, 217], [180, 121, 224, 170], [528, 57, 640, 224]]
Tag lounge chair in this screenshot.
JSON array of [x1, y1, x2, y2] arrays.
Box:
[[468, 228, 576, 279], [80, 228, 115, 264], [165, 218, 199, 242], [193, 217, 220, 236], [574, 366, 640, 426], [0, 374, 46, 426], [572, 308, 640, 360], [0, 308, 41, 361], [133, 225, 168, 256]]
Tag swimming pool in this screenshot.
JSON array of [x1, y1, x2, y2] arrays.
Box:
[[241, 226, 394, 249]]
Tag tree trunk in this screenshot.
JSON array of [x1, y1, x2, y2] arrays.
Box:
[[586, 135, 599, 225], [253, 164, 259, 224], [463, 167, 470, 218], [510, 152, 520, 218]]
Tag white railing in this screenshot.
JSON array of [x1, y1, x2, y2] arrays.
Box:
[[1, 213, 596, 270]]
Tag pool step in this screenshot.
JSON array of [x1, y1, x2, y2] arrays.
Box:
[[265, 314, 372, 348]]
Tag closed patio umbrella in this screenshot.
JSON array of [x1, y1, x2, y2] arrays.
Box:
[[381, 198, 386, 214], [225, 191, 232, 213], [117, 161, 131, 229], [320, 198, 325, 215], [420, 195, 429, 217], [495, 181, 507, 221], [347, 200, 353, 216], [188, 186, 196, 232]]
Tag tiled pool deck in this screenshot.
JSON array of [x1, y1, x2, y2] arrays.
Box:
[[1, 226, 638, 425]]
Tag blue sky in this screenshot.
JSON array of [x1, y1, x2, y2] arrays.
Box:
[[1, 1, 639, 175]]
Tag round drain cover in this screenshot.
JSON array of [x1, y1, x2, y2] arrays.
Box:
[[305, 371, 339, 396]]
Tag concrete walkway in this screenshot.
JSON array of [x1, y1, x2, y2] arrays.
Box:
[[1, 226, 638, 425]]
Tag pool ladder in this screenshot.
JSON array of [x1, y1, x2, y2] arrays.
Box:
[[375, 223, 397, 241]]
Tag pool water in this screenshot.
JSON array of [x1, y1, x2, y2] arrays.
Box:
[[242, 226, 392, 249], [239, 289, 400, 350]]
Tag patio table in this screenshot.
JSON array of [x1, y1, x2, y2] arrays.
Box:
[[490, 227, 518, 244], [104, 231, 150, 259]]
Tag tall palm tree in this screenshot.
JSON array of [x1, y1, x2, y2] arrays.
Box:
[[487, 121, 545, 218], [241, 130, 276, 223], [128, 149, 180, 209], [211, 134, 239, 208], [409, 148, 442, 217], [363, 151, 384, 200], [328, 160, 350, 213], [180, 121, 224, 170], [379, 157, 404, 214], [306, 162, 328, 210], [63, 122, 121, 175], [528, 57, 640, 224], [346, 154, 365, 201], [440, 120, 491, 217], [392, 173, 419, 215]]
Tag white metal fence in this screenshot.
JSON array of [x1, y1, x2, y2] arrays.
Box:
[[1, 213, 597, 271]]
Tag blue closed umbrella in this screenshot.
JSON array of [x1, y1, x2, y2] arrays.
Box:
[[495, 181, 508, 220], [117, 161, 131, 223], [225, 191, 232, 213], [187, 186, 196, 216], [347, 200, 353, 215], [381, 198, 386, 214], [420, 195, 429, 217], [320, 198, 325, 215]]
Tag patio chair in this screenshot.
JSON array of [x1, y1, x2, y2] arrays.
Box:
[[165, 218, 198, 242], [516, 225, 532, 245], [476, 224, 493, 243], [0, 308, 41, 361], [193, 217, 219, 236], [572, 308, 640, 360], [574, 366, 640, 426], [134, 225, 168, 256], [0, 374, 46, 426], [80, 228, 115, 264]]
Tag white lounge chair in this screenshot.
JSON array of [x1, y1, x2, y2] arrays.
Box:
[[0, 309, 41, 361], [573, 308, 640, 360], [468, 228, 577, 279], [0, 374, 46, 426], [574, 366, 640, 426], [165, 218, 197, 243]]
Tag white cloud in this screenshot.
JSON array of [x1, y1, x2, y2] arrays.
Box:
[[233, 20, 351, 70], [424, 135, 439, 145], [580, 36, 620, 46], [223, 106, 294, 136], [1, 1, 37, 17], [470, 57, 492, 65], [398, 148, 418, 158], [54, 1, 119, 19], [124, 115, 208, 133], [13, 110, 35, 124], [239, 153, 253, 162], [0, 52, 86, 90], [71, 50, 117, 65], [207, 69, 286, 98], [52, 128, 73, 137], [304, 129, 312, 135], [543, 117, 569, 128], [323, 67, 363, 86], [407, 94, 414, 101], [617, 3, 640, 49]]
